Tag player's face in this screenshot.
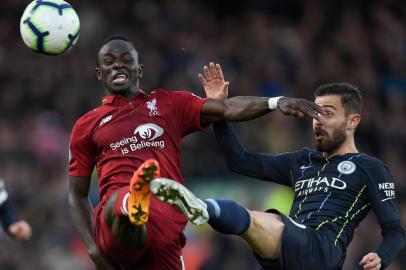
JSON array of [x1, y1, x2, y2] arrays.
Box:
[[313, 95, 348, 153], [96, 40, 143, 96]]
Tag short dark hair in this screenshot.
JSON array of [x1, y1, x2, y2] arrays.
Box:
[[97, 36, 141, 64], [314, 83, 363, 115]]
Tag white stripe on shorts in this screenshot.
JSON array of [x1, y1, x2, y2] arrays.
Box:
[[180, 255, 185, 270], [120, 192, 130, 215], [287, 216, 306, 229]]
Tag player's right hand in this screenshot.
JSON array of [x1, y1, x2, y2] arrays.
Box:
[[199, 62, 229, 100], [277, 97, 327, 121]]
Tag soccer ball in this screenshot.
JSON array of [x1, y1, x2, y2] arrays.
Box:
[[20, 0, 80, 55]]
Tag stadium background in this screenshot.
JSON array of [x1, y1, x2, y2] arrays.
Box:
[[0, 0, 406, 269]]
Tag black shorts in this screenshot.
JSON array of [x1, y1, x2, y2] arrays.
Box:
[[254, 209, 345, 270]]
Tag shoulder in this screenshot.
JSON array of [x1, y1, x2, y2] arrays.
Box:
[[351, 154, 392, 182], [289, 147, 320, 158], [72, 105, 110, 131], [152, 88, 201, 98], [353, 153, 387, 170], [273, 147, 315, 160]]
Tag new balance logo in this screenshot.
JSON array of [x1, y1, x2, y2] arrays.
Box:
[[100, 115, 112, 126], [146, 99, 160, 117]]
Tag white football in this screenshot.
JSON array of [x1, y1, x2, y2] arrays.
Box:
[[20, 0, 80, 55]]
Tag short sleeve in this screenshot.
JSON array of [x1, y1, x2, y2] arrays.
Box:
[[169, 91, 209, 136], [68, 119, 96, 177]]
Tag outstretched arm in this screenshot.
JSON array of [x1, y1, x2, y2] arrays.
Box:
[[199, 62, 325, 125], [0, 178, 32, 240], [213, 121, 299, 186], [69, 176, 117, 270]]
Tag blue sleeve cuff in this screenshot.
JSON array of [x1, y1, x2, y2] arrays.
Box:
[[0, 199, 18, 231]]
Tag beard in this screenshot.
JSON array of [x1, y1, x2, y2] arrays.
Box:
[[313, 123, 347, 154]]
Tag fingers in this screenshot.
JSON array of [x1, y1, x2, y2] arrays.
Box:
[[203, 65, 211, 81], [295, 100, 325, 121], [215, 63, 224, 80], [201, 62, 223, 82], [198, 73, 207, 86], [209, 62, 217, 79], [359, 253, 381, 270], [222, 81, 230, 99], [280, 106, 303, 117], [310, 102, 327, 116], [294, 102, 320, 120], [8, 220, 32, 240]]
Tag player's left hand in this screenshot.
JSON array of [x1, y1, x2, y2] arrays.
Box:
[[199, 62, 229, 100], [277, 97, 327, 121], [8, 220, 32, 240], [359, 252, 381, 270]]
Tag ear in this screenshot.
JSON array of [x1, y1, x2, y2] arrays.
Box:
[[95, 67, 101, 82], [347, 114, 361, 130], [138, 64, 144, 79]]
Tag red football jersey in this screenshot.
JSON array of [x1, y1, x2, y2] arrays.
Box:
[[69, 89, 208, 202], [69, 89, 208, 268]]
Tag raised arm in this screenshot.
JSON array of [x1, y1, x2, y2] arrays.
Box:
[[0, 178, 32, 240], [213, 121, 299, 186], [199, 62, 325, 125]]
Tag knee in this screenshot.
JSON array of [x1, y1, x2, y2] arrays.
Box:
[[249, 211, 284, 232], [243, 211, 285, 259]]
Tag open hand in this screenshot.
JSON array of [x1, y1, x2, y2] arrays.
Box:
[[8, 220, 32, 240], [359, 252, 381, 270], [199, 62, 229, 100], [277, 97, 327, 121]]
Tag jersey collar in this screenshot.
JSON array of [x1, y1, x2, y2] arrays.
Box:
[[102, 90, 147, 106]]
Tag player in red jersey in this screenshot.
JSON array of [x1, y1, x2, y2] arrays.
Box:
[[68, 36, 325, 270]]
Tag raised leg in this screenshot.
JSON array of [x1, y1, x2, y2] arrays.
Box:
[[103, 159, 160, 248]]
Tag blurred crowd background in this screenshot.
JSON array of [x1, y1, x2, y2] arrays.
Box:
[[0, 0, 405, 269]]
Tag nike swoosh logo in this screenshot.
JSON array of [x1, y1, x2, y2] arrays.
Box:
[[300, 165, 314, 170]]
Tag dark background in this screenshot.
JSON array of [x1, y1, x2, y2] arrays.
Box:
[[0, 0, 405, 269]]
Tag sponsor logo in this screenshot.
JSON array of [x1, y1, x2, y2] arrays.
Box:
[[337, 160, 356, 175], [146, 99, 160, 117], [379, 182, 396, 201], [295, 176, 347, 196], [99, 115, 112, 126], [109, 123, 165, 155], [134, 123, 163, 140]]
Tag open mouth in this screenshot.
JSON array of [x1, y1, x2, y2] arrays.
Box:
[[112, 73, 128, 84], [314, 129, 327, 140]]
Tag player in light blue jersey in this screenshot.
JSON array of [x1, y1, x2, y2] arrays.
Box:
[[151, 83, 405, 270], [0, 178, 31, 240]]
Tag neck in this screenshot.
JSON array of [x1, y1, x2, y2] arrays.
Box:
[[323, 136, 358, 158], [108, 83, 140, 99]]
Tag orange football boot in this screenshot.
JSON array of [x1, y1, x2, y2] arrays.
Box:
[[128, 159, 160, 225]]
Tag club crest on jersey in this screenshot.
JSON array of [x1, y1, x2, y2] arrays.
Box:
[[146, 99, 160, 117], [337, 160, 356, 175]]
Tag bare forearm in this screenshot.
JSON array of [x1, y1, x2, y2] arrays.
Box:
[[223, 96, 270, 121], [202, 96, 271, 124], [69, 193, 98, 254]]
